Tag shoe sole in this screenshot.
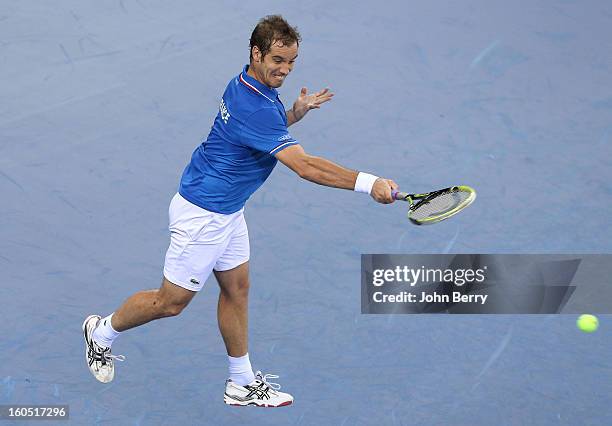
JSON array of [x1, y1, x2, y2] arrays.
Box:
[[223, 395, 292, 407]]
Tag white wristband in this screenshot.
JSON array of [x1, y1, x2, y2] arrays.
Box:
[[354, 172, 379, 194]]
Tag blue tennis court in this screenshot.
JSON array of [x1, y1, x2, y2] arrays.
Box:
[[1, 1, 611, 424]]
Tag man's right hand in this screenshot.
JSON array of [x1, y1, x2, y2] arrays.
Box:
[[371, 178, 398, 204]]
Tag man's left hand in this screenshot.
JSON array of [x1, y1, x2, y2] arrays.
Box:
[[291, 87, 334, 123]]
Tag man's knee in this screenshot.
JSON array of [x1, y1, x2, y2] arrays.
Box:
[[215, 262, 250, 300], [155, 278, 196, 317], [154, 295, 189, 317], [220, 279, 250, 299], [161, 301, 187, 317]]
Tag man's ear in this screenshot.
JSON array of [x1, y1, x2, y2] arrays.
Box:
[[251, 46, 261, 63]]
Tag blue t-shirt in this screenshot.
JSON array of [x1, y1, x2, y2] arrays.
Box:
[[179, 65, 299, 214]]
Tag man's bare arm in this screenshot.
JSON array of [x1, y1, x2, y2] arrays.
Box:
[[286, 109, 299, 127], [275, 145, 398, 203]]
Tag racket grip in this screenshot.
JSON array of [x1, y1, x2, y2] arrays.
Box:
[[392, 190, 410, 201]]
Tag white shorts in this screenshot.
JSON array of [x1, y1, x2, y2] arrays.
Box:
[[163, 193, 250, 292]]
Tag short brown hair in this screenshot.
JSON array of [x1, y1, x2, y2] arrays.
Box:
[[249, 15, 301, 61]]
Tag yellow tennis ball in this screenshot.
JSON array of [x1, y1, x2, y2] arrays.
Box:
[[577, 314, 599, 333]]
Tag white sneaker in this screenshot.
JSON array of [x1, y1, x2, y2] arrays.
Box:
[[82, 315, 125, 383], [224, 371, 293, 407]]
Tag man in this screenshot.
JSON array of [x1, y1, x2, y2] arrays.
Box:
[[83, 15, 398, 407]]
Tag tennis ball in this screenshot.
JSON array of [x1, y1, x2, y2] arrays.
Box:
[[576, 314, 599, 333]]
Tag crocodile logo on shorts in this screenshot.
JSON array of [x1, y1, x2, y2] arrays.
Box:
[[190, 278, 200, 285]]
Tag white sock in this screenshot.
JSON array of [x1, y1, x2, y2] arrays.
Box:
[[92, 313, 121, 348], [228, 353, 255, 386]]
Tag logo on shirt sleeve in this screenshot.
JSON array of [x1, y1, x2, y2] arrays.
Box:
[[219, 98, 231, 124], [278, 134, 292, 142]]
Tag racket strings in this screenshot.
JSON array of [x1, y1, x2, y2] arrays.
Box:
[[410, 190, 471, 221]]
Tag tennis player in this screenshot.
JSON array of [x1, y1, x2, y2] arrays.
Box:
[[83, 15, 398, 407]]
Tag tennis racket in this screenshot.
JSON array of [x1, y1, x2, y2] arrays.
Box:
[[392, 185, 476, 225]]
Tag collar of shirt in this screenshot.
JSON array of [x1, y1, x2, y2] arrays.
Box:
[[240, 65, 279, 103]]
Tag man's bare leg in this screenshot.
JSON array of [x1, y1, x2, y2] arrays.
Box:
[[111, 277, 197, 332], [84, 277, 196, 383], [214, 262, 250, 357], [217, 261, 294, 407]]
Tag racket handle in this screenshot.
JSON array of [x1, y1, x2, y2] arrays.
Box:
[[392, 190, 410, 201]]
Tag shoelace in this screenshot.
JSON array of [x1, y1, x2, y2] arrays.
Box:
[[256, 372, 281, 390], [89, 341, 125, 366], [102, 347, 126, 363]]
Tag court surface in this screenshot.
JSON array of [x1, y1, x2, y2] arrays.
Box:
[[1, 1, 611, 424]]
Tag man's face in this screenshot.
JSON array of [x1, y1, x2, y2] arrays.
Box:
[[250, 40, 298, 88]]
